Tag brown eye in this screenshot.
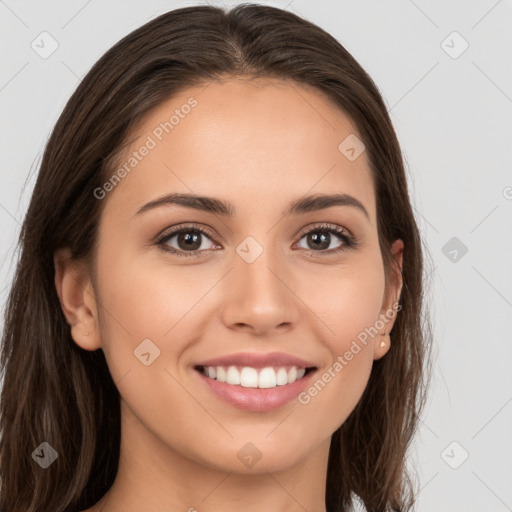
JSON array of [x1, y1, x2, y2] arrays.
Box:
[[157, 225, 219, 257], [295, 224, 356, 254]]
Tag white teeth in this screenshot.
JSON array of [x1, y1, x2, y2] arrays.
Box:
[[258, 367, 277, 388], [240, 367, 259, 388], [216, 366, 226, 383], [200, 365, 310, 388], [276, 368, 288, 385], [226, 366, 241, 385]]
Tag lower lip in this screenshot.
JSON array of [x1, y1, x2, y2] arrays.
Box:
[[194, 368, 317, 412]]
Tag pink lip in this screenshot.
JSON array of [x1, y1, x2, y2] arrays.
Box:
[[194, 351, 317, 370], [194, 367, 318, 412]]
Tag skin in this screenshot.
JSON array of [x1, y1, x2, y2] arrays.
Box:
[[55, 77, 403, 512]]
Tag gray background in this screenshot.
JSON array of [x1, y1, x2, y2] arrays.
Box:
[[1, 1, 511, 510]]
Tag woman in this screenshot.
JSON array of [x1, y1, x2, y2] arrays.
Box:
[[0, 4, 432, 511]]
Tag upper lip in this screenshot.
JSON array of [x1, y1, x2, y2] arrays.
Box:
[[194, 351, 317, 369]]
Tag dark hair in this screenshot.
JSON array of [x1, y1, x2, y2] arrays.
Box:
[[0, 4, 432, 511]]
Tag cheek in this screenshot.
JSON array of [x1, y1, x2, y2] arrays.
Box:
[[291, 257, 384, 425], [93, 237, 225, 387], [93, 250, 208, 445], [92, 240, 171, 377], [295, 255, 386, 347]]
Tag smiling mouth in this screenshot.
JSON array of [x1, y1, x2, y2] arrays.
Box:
[[194, 364, 317, 389]]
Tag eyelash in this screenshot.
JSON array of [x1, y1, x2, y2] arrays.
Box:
[[155, 222, 357, 258]]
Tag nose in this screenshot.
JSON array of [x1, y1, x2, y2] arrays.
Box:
[[219, 246, 300, 336]]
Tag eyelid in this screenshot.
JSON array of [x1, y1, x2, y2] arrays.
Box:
[[295, 222, 353, 240], [156, 222, 219, 244]]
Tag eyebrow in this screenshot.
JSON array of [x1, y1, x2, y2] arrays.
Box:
[[135, 192, 370, 220]]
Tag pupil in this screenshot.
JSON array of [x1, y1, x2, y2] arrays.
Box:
[[179, 231, 201, 250], [309, 232, 329, 250]]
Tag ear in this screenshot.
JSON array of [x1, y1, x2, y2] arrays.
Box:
[[54, 248, 101, 351], [374, 239, 403, 360]]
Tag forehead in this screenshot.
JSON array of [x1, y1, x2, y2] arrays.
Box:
[[102, 77, 376, 223]]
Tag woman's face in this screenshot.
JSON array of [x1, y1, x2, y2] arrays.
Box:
[[65, 77, 402, 474]]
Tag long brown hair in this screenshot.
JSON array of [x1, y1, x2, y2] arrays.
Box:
[[0, 4, 432, 511]]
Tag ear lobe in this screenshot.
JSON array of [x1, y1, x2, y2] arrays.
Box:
[[54, 248, 101, 351], [373, 336, 391, 360]]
